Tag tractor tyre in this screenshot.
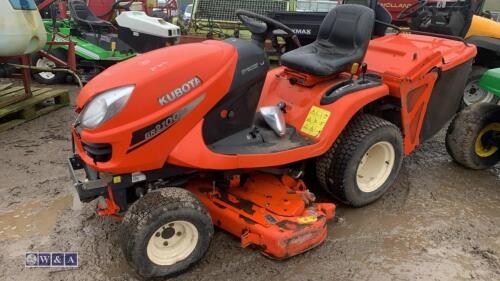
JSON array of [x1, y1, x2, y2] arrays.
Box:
[[462, 66, 499, 107], [446, 103, 500, 169], [32, 48, 67, 85], [120, 188, 213, 278], [316, 114, 403, 207]]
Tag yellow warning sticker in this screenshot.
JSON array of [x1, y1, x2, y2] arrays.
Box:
[[301, 106, 331, 137], [113, 176, 122, 184], [297, 215, 318, 224]]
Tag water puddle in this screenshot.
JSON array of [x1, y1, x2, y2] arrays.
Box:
[[0, 195, 72, 240]]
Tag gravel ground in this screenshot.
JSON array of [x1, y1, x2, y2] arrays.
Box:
[[0, 81, 498, 281]]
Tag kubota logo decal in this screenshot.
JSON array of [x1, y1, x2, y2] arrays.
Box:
[[158, 76, 202, 106]]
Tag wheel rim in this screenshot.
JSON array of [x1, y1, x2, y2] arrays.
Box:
[[463, 80, 495, 106], [146, 220, 198, 266], [475, 123, 500, 158], [35, 57, 56, 80], [356, 141, 396, 193]]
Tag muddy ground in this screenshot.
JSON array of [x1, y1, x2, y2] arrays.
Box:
[[0, 81, 499, 281]]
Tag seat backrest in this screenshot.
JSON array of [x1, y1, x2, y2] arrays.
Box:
[[317, 4, 374, 52], [69, 0, 100, 22]]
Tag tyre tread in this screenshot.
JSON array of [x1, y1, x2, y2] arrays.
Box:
[[446, 103, 500, 169], [316, 114, 402, 205], [120, 188, 213, 278]]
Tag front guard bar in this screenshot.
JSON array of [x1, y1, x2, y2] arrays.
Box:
[[67, 154, 109, 202]]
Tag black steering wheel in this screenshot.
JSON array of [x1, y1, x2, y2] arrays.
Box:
[[397, 0, 428, 19], [235, 9, 301, 47], [96, 0, 133, 17], [112, 0, 134, 11]]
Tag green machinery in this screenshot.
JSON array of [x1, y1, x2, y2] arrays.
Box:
[[446, 69, 500, 169], [33, 0, 180, 84], [182, 0, 336, 39], [33, 18, 135, 84]]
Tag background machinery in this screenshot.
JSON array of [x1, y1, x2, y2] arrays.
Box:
[[446, 68, 500, 169], [0, 0, 70, 132], [33, 0, 180, 84]]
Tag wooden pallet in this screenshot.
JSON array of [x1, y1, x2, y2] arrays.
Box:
[[0, 84, 70, 132]]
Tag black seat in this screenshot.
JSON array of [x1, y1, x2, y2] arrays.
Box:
[[280, 5, 375, 77], [69, 0, 114, 31]]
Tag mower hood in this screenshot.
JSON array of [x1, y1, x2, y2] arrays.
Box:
[[76, 40, 236, 114], [73, 40, 239, 172]]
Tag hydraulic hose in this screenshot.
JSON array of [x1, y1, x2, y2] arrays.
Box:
[[7, 63, 83, 88]]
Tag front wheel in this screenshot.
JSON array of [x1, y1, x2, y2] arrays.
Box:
[[446, 103, 500, 169], [120, 188, 213, 278], [316, 114, 404, 207]]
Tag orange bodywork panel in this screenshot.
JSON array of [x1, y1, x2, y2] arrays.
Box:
[[73, 40, 238, 173], [74, 34, 476, 172], [168, 69, 389, 170], [186, 174, 335, 259], [364, 34, 476, 154], [398, 73, 439, 153]]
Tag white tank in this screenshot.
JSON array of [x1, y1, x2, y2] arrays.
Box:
[[115, 11, 180, 39], [0, 0, 47, 56]]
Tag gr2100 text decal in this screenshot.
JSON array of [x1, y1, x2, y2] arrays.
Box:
[[128, 95, 204, 153]]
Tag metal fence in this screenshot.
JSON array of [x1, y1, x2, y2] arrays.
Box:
[[296, 0, 338, 12], [194, 0, 289, 22]]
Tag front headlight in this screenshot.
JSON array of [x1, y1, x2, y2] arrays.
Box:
[[80, 85, 134, 129]]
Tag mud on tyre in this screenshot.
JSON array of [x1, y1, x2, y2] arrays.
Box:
[[316, 114, 404, 207], [446, 103, 500, 169], [120, 187, 213, 278]]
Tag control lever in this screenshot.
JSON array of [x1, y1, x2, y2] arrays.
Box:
[[349, 63, 359, 83], [361, 63, 368, 83]]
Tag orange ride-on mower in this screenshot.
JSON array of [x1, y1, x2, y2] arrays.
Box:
[[67, 4, 476, 278]]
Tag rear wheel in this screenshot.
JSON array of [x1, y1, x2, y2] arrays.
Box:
[[32, 48, 67, 85], [446, 103, 500, 169], [462, 66, 499, 107], [120, 188, 213, 278], [316, 114, 403, 207]]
